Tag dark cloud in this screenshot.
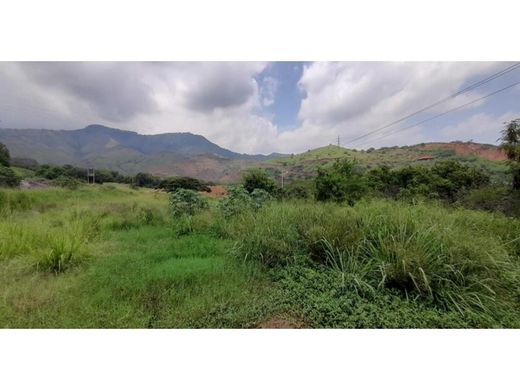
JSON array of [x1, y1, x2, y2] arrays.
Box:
[[181, 63, 262, 112], [17, 62, 158, 122]]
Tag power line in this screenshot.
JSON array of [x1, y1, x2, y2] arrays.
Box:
[[351, 80, 520, 148], [344, 62, 520, 146]]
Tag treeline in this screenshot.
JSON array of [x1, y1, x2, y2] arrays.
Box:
[[36, 164, 131, 184], [132, 172, 211, 192], [316, 159, 491, 204], [34, 165, 212, 192], [240, 159, 519, 216], [0, 145, 212, 193], [244, 160, 492, 203]]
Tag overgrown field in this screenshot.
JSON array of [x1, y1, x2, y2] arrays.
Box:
[[1, 184, 520, 328]]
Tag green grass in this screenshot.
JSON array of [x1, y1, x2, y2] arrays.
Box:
[[226, 199, 520, 327], [10, 166, 35, 178], [0, 184, 271, 328], [2, 183, 520, 328]]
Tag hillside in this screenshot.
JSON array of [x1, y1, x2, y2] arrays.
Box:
[[0, 124, 280, 181], [0, 124, 508, 183], [259, 142, 508, 183]]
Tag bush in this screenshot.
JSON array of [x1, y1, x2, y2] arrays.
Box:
[[217, 185, 272, 218], [283, 184, 310, 199], [242, 168, 278, 194], [0, 166, 20, 187], [169, 189, 208, 217], [250, 188, 273, 210], [54, 175, 81, 189], [367, 161, 490, 202], [218, 186, 253, 218], [133, 172, 160, 188], [228, 199, 520, 319], [459, 186, 520, 217], [158, 176, 211, 193], [38, 235, 84, 274], [315, 159, 367, 205], [0, 142, 10, 167]]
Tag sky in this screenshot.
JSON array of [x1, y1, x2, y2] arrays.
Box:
[[0, 61, 519, 154]]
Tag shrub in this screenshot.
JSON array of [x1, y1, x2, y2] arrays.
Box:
[[158, 176, 211, 193], [39, 239, 79, 273], [133, 172, 160, 188], [459, 186, 520, 217], [0, 142, 10, 167], [0, 166, 20, 187], [54, 175, 81, 189], [315, 159, 367, 205], [169, 189, 208, 217], [250, 188, 273, 210], [228, 199, 520, 318], [242, 168, 278, 194], [283, 184, 310, 199], [367, 161, 490, 202], [217, 185, 272, 218]]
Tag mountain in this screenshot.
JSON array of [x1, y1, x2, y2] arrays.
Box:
[[0, 124, 507, 183], [0, 124, 283, 182]]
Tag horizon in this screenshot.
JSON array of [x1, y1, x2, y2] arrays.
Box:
[[0, 62, 519, 154], [0, 122, 504, 157]]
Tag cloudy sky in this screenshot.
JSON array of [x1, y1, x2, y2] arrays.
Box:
[[0, 61, 519, 154]]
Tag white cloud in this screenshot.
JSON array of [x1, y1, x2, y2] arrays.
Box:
[[293, 62, 502, 150], [0, 61, 516, 155], [260, 76, 278, 107], [438, 112, 520, 144]]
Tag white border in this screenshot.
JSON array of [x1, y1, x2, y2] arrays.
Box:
[[1, 0, 519, 60], [1, 0, 520, 388]]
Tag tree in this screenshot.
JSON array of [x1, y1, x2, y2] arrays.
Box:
[[241, 168, 277, 194], [499, 118, 520, 190], [315, 159, 367, 205], [0, 143, 10, 167], [133, 172, 159, 188], [0, 166, 20, 187]]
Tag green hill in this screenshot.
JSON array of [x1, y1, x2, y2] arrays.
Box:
[[258, 143, 509, 184]]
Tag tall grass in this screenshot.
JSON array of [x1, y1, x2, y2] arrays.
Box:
[[0, 184, 167, 273], [226, 199, 520, 318]]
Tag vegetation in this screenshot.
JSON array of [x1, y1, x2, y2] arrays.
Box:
[[0, 166, 20, 187], [0, 142, 10, 167], [242, 168, 278, 194], [169, 189, 208, 217], [1, 173, 519, 328], [1, 134, 520, 328], [367, 160, 490, 201], [158, 176, 211, 193], [499, 118, 520, 190], [315, 159, 367, 204], [0, 143, 19, 188]]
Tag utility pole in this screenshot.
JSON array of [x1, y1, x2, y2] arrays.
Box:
[[87, 168, 95, 184], [337, 135, 340, 147]]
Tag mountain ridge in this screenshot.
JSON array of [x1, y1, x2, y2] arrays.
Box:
[[0, 124, 507, 182]]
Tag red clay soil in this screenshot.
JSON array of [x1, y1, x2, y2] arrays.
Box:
[[203, 185, 228, 198], [420, 142, 507, 161]]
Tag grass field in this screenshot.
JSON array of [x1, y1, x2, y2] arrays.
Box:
[[1, 183, 520, 328]]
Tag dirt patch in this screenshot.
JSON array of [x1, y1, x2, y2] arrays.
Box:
[[19, 180, 50, 190], [258, 315, 307, 329], [420, 142, 506, 161], [203, 185, 228, 198]]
